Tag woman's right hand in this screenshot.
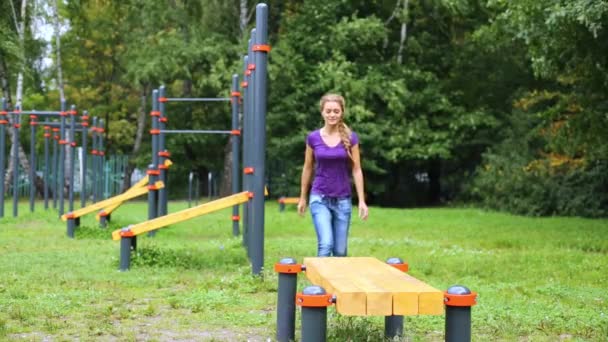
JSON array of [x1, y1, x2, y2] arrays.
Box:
[[297, 198, 307, 217]]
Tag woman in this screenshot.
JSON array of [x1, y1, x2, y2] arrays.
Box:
[[297, 93, 369, 257]]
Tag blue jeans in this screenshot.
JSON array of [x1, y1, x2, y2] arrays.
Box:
[[309, 194, 352, 257]]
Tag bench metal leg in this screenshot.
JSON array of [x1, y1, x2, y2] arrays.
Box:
[[67, 218, 76, 238], [297, 285, 333, 342], [385, 315, 404, 338], [301, 305, 327, 342], [384, 257, 407, 338], [119, 235, 136, 271], [100, 214, 108, 228], [444, 285, 477, 342], [275, 258, 302, 342]]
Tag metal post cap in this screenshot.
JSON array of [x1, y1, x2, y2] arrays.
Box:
[[447, 285, 471, 295], [386, 257, 404, 264], [302, 286, 326, 296], [279, 257, 298, 265]]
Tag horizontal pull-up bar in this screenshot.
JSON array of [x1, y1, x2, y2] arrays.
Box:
[[38, 121, 87, 127], [6, 111, 64, 115], [160, 97, 230, 102], [159, 129, 233, 135]]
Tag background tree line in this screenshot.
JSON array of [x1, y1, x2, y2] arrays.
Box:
[[1, 0, 606, 217]]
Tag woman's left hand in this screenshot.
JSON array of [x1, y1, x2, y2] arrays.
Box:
[[358, 202, 369, 220]]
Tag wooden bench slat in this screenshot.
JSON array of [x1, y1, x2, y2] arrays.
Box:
[[350, 276, 394, 315], [324, 278, 367, 315]]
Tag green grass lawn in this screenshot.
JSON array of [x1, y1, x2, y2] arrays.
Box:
[[0, 200, 607, 341]]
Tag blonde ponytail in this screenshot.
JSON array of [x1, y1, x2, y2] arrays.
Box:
[[338, 121, 353, 161]]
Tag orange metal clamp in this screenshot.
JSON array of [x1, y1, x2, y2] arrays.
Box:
[[295, 293, 333, 307], [444, 292, 478, 307]]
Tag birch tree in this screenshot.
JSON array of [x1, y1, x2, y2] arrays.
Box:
[[52, 0, 71, 194], [15, 0, 27, 109], [3, 0, 32, 191]]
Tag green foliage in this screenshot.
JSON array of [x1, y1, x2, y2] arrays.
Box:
[[469, 109, 608, 218]]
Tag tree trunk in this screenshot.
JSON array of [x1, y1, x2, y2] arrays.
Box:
[[4, 0, 35, 192], [53, 0, 65, 101], [0, 52, 12, 104], [240, 0, 248, 39], [15, 0, 27, 109], [220, 140, 232, 197], [396, 0, 408, 64], [52, 0, 71, 194]]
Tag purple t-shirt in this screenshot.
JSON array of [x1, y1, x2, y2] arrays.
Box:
[[307, 129, 359, 197]]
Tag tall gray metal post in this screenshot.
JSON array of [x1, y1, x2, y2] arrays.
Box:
[[298, 286, 332, 342], [98, 119, 105, 200], [158, 86, 168, 217], [68, 105, 77, 212], [148, 89, 160, 236], [240, 55, 249, 248], [58, 100, 67, 216], [275, 258, 301, 342], [29, 113, 37, 212], [445, 285, 477, 342], [0, 98, 7, 217], [52, 126, 59, 208], [12, 106, 21, 217], [251, 4, 269, 275], [231, 74, 241, 236], [43, 125, 50, 209], [91, 117, 98, 203], [245, 33, 255, 257], [81, 111, 89, 207]]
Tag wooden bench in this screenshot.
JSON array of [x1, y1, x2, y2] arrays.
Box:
[[274, 257, 477, 341], [278, 197, 299, 212], [303, 257, 444, 316]]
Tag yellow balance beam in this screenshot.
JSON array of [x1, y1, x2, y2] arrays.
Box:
[[96, 159, 174, 221], [95, 175, 149, 221], [61, 181, 164, 221], [112, 191, 250, 240]]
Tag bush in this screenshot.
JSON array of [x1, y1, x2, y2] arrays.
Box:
[[469, 151, 608, 218]]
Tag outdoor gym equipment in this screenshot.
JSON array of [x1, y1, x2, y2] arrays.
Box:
[[117, 3, 269, 276], [0, 98, 104, 219], [61, 181, 164, 238], [0, 99, 74, 217], [113, 191, 250, 270], [146, 75, 241, 237]]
